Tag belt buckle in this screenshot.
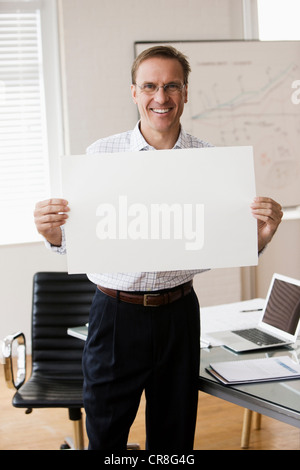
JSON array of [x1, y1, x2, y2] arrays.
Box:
[[143, 293, 160, 307]]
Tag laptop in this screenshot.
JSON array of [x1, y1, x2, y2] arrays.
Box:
[[208, 273, 300, 353]]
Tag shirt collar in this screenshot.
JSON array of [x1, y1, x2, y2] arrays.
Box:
[[130, 122, 152, 151], [130, 121, 189, 151], [173, 126, 190, 149]]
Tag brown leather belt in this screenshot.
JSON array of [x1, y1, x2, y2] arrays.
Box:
[[97, 280, 193, 307]]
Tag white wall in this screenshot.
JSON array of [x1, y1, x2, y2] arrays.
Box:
[[0, 0, 260, 349], [59, 0, 244, 153]]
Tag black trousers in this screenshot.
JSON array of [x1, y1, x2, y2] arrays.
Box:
[[82, 286, 200, 451]]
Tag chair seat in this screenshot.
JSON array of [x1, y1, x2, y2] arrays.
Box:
[[12, 372, 84, 408]]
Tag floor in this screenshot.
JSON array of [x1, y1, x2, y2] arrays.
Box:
[[1, 365, 299, 450]]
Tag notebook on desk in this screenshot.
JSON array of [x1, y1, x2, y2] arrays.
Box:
[[208, 273, 300, 353]]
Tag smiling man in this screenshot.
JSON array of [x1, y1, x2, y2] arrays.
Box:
[[34, 46, 283, 451]]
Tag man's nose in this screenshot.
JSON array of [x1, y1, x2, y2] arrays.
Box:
[[154, 87, 169, 103]]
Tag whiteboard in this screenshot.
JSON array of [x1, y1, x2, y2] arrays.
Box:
[[135, 41, 300, 207]]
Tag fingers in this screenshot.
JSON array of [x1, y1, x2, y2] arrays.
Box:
[[34, 199, 70, 235], [35, 198, 69, 214], [251, 197, 283, 251], [251, 197, 283, 224], [251, 197, 282, 212]]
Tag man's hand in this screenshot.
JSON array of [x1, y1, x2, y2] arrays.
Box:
[[251, 197, 283, 252], [34, 198, 70, 246]]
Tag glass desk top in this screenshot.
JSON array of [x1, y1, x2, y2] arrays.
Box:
[[68, 326, 300, 426], [199, 339, 300, 426]]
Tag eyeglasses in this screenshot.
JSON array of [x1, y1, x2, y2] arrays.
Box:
[[135, 82, 185, 95]]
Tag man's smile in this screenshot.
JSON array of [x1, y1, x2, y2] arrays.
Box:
[[150, 108, 173, 114]]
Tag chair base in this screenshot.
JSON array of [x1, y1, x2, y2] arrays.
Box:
[[59, 417, 85, 450], [127, 443, 140, 450], [60, 437, 85, 450]]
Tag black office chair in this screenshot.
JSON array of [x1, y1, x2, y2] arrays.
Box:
[[2, 272, 95, 450]]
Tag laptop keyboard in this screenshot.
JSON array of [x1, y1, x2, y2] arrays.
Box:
[[232, 328, 285, 346]]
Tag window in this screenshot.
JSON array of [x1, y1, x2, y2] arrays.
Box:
[[257, 0, 300, 40], [0, 0, 62, 244]]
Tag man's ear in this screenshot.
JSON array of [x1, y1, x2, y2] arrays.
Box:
[[184, 84, 188, 104], [131, 84, 138, 104]]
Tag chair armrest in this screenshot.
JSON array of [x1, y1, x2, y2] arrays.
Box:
[[2, 332, 26, 390]]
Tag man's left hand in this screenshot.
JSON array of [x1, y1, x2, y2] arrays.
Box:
[[251, 197, 283, 252]]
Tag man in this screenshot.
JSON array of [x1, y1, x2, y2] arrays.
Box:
[[34, 46, 283, 450]]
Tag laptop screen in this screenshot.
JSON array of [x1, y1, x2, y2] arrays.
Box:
[[263, 278, 300, 335]]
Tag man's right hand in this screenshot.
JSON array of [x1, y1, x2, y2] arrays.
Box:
[[34, 198, 70, 246]]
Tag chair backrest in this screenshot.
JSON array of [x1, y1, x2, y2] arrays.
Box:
[[31, 272, 95, 378]]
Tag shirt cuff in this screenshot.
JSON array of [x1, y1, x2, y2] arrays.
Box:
[[44, 226, 67, 255]]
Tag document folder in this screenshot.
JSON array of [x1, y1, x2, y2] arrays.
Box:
[[206, 356, 300, 385]]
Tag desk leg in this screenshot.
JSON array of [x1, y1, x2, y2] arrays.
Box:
[[254, 412, 262, 430], [241, 409, 253, 449]]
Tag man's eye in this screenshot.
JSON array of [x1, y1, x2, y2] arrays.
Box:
[[166, 83, 179, 91], [143, 84, 156, 90]]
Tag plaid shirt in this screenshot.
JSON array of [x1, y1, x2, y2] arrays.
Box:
[[51, 122, 211, 291]]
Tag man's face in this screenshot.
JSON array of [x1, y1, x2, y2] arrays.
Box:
[[131, 57, 188, 141]]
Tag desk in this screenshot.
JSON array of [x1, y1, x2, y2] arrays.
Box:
[[199, 342, 300, 429], [68, 326, 300, 427], [200, 299, 300, 443], [68, 299, 300, 445]]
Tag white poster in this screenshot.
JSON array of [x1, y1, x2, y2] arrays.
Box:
[[61, 147, 258, 274]]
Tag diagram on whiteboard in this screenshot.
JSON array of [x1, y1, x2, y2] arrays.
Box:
[[136, 41, 300, 207]]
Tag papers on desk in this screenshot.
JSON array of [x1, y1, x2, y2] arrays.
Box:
[[206, 356, 300, 385]]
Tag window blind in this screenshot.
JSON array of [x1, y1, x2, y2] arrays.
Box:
[[0, 9, 50, 244]]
